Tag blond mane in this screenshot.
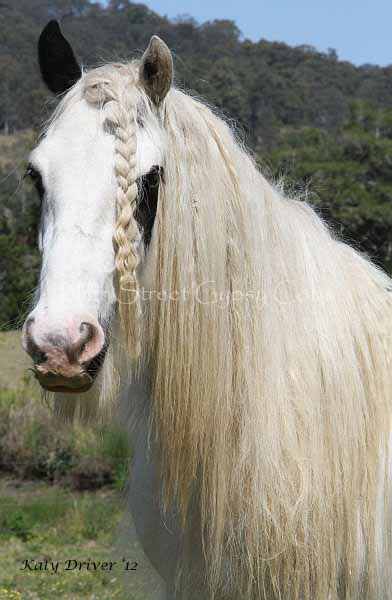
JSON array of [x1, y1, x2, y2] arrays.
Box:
[[51, 62, 392, 598]]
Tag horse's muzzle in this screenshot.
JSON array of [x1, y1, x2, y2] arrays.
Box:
[[22, 316, 107, 394]]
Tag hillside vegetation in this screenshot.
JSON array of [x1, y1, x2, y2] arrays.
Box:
[[1, 0, 392, 326], [2, 1, 392, 144]]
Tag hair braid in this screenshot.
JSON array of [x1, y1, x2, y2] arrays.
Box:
[[85, 70, 142, 359], [112, 92, 141, 359]]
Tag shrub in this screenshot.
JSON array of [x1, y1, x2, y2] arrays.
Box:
[[0, 375, 131, 488]]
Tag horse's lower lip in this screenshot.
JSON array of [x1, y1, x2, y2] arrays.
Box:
[[34, 371, 94, 394], [38, 381, 94, 394]]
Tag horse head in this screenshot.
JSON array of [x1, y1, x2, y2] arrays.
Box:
[[22, 21, 173, 394]]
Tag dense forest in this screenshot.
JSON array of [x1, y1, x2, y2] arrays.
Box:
[[1, 0, 392, 326]]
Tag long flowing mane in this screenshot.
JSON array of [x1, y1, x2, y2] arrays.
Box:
[[51, 63, 392, 598], [146, 87, 392, 598]]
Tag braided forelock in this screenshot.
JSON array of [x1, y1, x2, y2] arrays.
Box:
[[84, 66, 141, 359]]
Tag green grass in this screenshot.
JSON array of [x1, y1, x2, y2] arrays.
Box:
[[0, 479, 124, 599], [0, 479, 164, 600], [0, 331, 34, 393]]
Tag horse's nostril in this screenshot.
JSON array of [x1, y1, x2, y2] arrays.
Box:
[[79, 322, 94, 343], [64, 320, 104, 365], [76, 322, 96, 359], [35, 350, 47, 364], [23, 317, 47, 364], [24, 316, 35, 338]]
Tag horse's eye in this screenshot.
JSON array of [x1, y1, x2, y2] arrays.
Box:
[[25, 164, 45, 199], [25, 164, 39, 180]]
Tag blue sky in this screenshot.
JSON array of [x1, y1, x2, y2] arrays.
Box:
[[141, 0, 391, 67]]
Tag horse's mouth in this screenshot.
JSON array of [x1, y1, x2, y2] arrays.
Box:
[[37, 375, 93, 394], [34, 345, 108, 395]]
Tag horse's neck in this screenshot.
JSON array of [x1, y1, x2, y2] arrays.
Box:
[[122, 375, 183, 587]]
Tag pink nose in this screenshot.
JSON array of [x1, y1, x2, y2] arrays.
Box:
[[22, 317, 106, 393]]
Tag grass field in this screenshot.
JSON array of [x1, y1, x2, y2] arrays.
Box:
[[0, 477, 164, 600], [0, 477, 125, 599], [0, 331, 32, 392], [0, 333, 165, 599]]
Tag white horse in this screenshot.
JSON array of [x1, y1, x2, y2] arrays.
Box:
[[22, 20, 392, 599]]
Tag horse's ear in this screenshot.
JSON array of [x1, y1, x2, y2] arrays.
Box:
[[139, 36, 173, 105], [38, 20, 82, 94]]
